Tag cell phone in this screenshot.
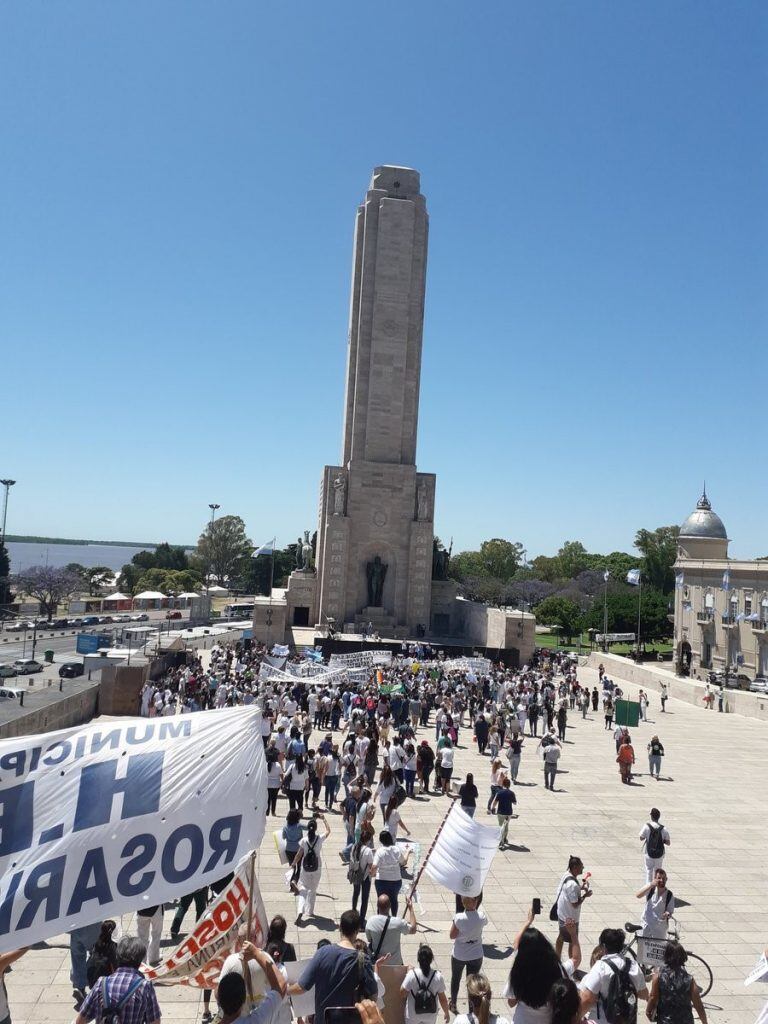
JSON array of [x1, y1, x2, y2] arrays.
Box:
[[532, 897, 541, 916]]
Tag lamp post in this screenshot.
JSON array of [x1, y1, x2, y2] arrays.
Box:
[[206, 504, 221, 603], [0, 479, 16, 612]]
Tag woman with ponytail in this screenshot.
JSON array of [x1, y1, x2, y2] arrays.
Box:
[[400, 943, 450, 1023], [548, 979, 581, 1024], [454, 973, 510, 1024]]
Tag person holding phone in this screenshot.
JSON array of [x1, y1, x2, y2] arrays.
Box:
[[503, 907, 580, 1019]]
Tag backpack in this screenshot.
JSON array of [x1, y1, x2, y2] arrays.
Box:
[[645, 823, 665, 859], [302, 836, 319, 873], [347, 845, 367, 886], [601, 957, 637, 1024], [413, 970, 437, 1014], [101, 975, 144, 1024]]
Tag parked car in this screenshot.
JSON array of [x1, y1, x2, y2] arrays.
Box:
[[0, 663, 18, 678], [98, 615, 114, 624], [113, 613, 132, 622], [49, 618, 70, 629], [749, 676, 768, 694], [59, 661, 85, 679], [165, 610, 182, 620], [14, 658, 44, 674], [0, 686, 23, 700], [81, 616, 100, 626], [6, 620, 35, 632], [68, 617, 84, 627], [131, 613, 149, 622]]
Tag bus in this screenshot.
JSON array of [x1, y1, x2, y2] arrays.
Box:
[[222, 602, 255, 620]]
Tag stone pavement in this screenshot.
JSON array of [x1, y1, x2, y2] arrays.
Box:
[[8, 663, 768, 1023]]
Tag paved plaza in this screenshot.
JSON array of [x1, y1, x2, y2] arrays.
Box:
[[8, 662, 767, 1023]]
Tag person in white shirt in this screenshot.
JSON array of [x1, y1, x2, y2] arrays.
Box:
[[400, 943, 450, 1023], [453, 972, 509, 1024], [293, 815, 331, 924], [578, 928, 648, 1021], [638, 807, 670, 882], [216, 941, 287, 1024], [448, 896, 488, 1013], [439, 741, 455, 795], [636, 869, 674, 940], [554, 856, 591, 964]]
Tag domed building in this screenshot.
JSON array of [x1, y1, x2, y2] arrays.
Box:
[[673, 490, 768, 682]]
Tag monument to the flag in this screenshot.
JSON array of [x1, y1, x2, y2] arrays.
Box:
[[253, 166, 535, 662]]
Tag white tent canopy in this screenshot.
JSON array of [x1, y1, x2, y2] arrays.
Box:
[[103, 592, 130, 602], [207, 585, 229, 593], [133, 590, 167, 600], [176, 591, 200, 599]]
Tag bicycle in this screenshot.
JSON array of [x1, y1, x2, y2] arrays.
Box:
[[623, 916, 713, 997]]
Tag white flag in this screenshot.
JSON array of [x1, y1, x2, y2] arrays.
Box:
[[722, 569, 731, 591], [424, 805, 500, 897], [603, 570, 610, 582], [0, 707, 267, 953], [626, 569, 641, 586], [254, 539, 275, 556]]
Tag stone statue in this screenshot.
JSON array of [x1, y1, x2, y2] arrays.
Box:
[[417, 482, 429, 521], [432, 539, 449, 580], [295, 537, 303, 570], [366, 555, 387, 606], [332, 474, 346, 516], [301, 530, 313, 571]]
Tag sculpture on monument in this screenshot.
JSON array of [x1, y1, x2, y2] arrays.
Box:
[[366, 555, 388, 607], [432, 538, 452, 580], [295, 537, 303, 570], [301, 530, 314, 571], [417, 482, 430, 521], [332, 474, 346, 516]]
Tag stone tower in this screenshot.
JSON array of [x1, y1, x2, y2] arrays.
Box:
[[315, 166, 435, 635]]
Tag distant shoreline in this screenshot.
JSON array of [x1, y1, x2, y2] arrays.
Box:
[[6, 535, 193, 549]]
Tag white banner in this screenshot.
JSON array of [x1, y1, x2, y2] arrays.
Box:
[[329, 650, 375, 668], [0, 707, 266, 953], [423, 806, 500, 897], [144, 857, 269, 989]]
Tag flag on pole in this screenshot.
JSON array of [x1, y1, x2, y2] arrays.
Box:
[[254, 538, 275, 556], [722, 569, 731, 591], [675, 572, 684, 590], [603, 570, 610, 582], [626, 568, 641, 586]]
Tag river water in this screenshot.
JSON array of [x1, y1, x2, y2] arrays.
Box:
[[6, 541, 154, 572]]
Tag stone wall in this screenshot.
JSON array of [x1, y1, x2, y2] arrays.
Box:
[[586, 652, 768, 722], [0, 683, 100, 740]]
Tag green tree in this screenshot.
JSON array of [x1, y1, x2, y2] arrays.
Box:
[[529, 555, 560, 582], [449, 539, 524, 584], [196, 514, 253, 585], [533, 595, 583, 643], [553, 540, 590, 579], [634, 526, 680, 594], [84, 565, 114, 596], [117, 562, 145, 594], [584, 587, 672, 640], [134, 567, 203, 595], [237, 547, 298, 595]]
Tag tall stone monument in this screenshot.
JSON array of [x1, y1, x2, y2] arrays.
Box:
[[315, 166, 435, 636]]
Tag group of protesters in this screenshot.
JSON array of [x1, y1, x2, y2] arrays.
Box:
[[1, 637, 709, 1024]]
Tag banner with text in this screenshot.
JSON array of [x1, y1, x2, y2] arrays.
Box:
[[0, 707, 266, 953], [144, 856, 269, 989], [423, 806, 500, 898]]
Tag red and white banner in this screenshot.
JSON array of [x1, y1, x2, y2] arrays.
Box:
[[143, 856, 268, 988]]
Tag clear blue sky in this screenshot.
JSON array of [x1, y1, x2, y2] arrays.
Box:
[[2, 2, 766, 558]]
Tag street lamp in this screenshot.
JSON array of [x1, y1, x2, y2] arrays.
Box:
[[206, 503, 221, 601], [0, 479, 16, 612]]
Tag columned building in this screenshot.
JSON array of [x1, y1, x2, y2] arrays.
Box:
[[673, 491, 768, 680]]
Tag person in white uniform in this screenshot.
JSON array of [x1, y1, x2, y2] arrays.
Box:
[[578, 928, 648, 1021], [293, 814, 331, 924], [638, 807, 670, 883], [636, 869, 675, 940]]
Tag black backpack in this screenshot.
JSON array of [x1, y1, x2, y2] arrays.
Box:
[[645, 823, 665, 859], [302, 836, 319, 873], [413, 969, 437, 1014], [347, 844, 367, 886], [86, 941, 116, 988], [601, 957, 638, 1024]]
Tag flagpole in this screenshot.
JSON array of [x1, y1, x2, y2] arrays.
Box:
[[636, 575, 643, 662], [603, 574, 608, 652], [410, 801, 456, 900]]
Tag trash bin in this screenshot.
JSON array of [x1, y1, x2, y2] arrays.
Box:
[[44, 649, 54, 664]]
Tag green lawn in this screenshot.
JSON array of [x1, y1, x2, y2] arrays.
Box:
[[534, 631, 672, 656]]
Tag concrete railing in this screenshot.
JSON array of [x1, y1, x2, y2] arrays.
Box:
[[586, 652, 768, 723]]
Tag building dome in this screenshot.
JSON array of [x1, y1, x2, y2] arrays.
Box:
[[679, 490, 728, 540]]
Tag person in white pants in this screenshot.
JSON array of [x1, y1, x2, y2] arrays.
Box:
[[294, 815, 331, 924], [136, 904, 164, 964]]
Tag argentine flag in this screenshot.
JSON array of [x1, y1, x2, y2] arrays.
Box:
[[722, 569, 730, 591], [675, 572, 684, 590], [626, 568, 641, 586], [254, 538, 275, 556]]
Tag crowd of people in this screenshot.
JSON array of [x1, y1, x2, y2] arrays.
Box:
[[3, 639, 715, 1024]]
